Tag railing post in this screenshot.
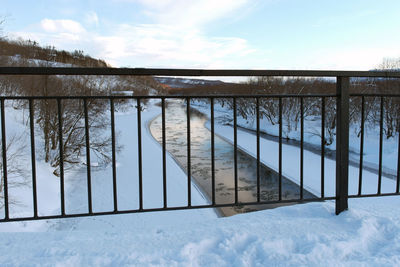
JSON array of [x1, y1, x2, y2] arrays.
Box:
[[336, 76, 349, 215]]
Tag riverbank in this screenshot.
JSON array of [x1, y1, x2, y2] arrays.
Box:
[[204, 119, 397, 197], [190, 100, 399, 180]]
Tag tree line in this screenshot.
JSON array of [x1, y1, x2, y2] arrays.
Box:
[[183, 62, 400, 146]]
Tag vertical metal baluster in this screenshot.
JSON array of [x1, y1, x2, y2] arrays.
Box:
[[137, 98, 143, 210], [335, 76, 349, 215], [186, 97, 191, 207], [378, 96, 384, 194], [233, 98, 238, 204], [29, 99, 38, 218], [279, 97, 282, 201], [83, 98, 92, 214], [397, 125, 400, 194], [300, 97, 304, 200], [256, 97, 260, 202], [110, 98, 118, 212], [321, 97, 325, 198], [1, 99, 9, 220], [210, 98, 216, 205], [161, 98, 167, 208], [57, 99, 65, 216], [358, 96, 365, 196]]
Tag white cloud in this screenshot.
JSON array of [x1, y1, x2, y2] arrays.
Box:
[[307, 47, 400, 70], [40, 19, 85, 34], [136, 0, 250, 28], [85, 11, 99, 26], [15, 14, 400, 70], [94, 23, 255, 67], [11, 1, 261, 68], [113, 0, 254, 28], [13, 19, 255, 68]]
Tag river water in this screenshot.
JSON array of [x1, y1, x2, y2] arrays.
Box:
[[150, 100, 315, 216]]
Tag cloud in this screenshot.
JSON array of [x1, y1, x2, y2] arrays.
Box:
[[85, 11, 99, 26], [307, 47, 400, 70], [135, 0, 250, 28], [15, 13, 400, 71], [10, 1, 262, 68], [14, 18, 256, 68], [95, 23, 255, 67], [113, 0, 253, 28], [40, 19, 85, 34]]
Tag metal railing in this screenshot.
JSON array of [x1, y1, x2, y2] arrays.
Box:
[[0, 67, 399, 222]]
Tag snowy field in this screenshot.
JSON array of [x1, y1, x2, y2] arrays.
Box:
[[0, 100, 399, 265]]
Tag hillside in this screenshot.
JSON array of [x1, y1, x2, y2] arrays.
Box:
[[0, 38, 165, 96], [0, 38, 108, 68]]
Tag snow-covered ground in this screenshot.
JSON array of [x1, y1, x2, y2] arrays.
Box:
[[0, 100, 216, 232], [0, 197, 400, 265], [0, 100, 400, 265]]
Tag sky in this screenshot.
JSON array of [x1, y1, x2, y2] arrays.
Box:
[[1, 0, 400, 70]]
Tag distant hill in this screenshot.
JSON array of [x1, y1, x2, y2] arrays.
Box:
[[154, 77, 225, 88]]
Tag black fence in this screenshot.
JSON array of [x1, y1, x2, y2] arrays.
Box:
[[0, 67, 400, 222]]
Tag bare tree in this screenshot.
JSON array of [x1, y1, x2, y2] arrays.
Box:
[[0, 134, 30, 207], [378, 57, 400, 70], [376, 58, 400, 139], [0, 73, 117, 176], [30, 76, 116, 175]]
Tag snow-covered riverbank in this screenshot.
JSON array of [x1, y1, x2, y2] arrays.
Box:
[[188, 100, 398, 197], [191, 99, 399, 179], [205, 120, 397, 197]]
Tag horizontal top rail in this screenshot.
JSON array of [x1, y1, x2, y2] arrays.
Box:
[[0, 94, 338, 100], [1, 67, 400, 78], [0, 94, 399, 100]]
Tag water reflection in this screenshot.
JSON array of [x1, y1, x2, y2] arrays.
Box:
[[150, 100, 315, 216]]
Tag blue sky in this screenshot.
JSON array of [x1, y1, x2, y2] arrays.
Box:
[[1, 0, 400, 70]]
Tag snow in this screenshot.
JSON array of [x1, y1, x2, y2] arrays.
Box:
[[191, 100, 399, 178], [153, 77, 224, 88], [204, 120, 397, 197], [0, 197, 400, 265], [4, 55, 75, 68], [0, 100, 216, 232], [188, 100, 398, 196], [0, 100, 400, 265]]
